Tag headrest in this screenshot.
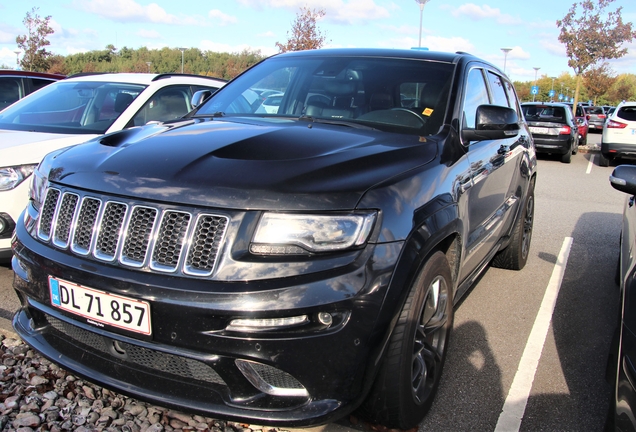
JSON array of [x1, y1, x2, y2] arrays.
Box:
[[114, 93, 134, 113], [324, 80, 356, 95]]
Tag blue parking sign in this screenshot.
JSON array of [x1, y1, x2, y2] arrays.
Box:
[[549, 90, 555, 97], [531, 85, 539, 95]]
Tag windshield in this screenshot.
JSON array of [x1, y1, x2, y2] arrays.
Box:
[[0, 81, 146, 134], [522, 105, 569, 124], [195, 55, 454, 136]]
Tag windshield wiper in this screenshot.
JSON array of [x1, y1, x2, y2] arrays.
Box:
[[298, 115, 376, 130]]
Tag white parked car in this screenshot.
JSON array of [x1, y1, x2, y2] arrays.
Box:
[[600, 101, 636, 167], [0, 73, 226, 261]]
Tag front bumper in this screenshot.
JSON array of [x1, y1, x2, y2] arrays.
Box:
[[11, 217, 402, 427]]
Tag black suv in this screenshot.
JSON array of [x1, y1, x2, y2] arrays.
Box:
[[521, 102, 578, 163], [12, 49, 536, 429]]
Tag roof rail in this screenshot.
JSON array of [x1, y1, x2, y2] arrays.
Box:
[[67, 72, 109, 78], [152, 73, 228, 82]]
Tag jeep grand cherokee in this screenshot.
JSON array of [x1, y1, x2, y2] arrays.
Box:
[[12, 48, 536, 430]]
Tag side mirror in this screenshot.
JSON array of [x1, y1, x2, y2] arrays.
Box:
[[462, 104, 520, 142], [191, 90, 213, 108], [610, 165, 636, 195]]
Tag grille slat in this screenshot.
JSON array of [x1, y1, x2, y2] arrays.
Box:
[[39, 188, 228, 277]]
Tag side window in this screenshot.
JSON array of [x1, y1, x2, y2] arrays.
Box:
[[503, 79, 523, 118], [487, 72, 509, 108], [132, 85, 194, 126], [463, 68, 490, 129], [0, 77, 23, 110], [30, 78, 56, 93]]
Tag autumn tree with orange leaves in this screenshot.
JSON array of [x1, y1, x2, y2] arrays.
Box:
[[557, 0, 635, 108], [276, 7, 328, 53]]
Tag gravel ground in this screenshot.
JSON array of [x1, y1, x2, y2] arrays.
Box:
[[0, 334, 381, 432]]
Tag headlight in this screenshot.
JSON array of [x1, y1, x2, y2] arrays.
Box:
[[0, 164, 38, 191], [28, 165, 49, 212], [251, 212, 376, 254]]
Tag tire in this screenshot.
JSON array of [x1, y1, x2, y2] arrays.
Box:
[[560, 148, 572, 163], [492, 179, 535, 270], [573, 140, 579, 155], [358, 251, 454, 429], [579, 133, 587, 147], [600, 153, 610, 167]]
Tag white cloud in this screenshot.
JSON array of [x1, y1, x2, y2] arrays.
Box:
[[137, 29, 162, 39], [0, 24, 19, 44], [540, 39, 566, 58], [451, 3, 522, 25], [0, 47, 20, 68], [236, 0, 390, 24], [73, 0, 205, 25], [209, 9, 237, 26]]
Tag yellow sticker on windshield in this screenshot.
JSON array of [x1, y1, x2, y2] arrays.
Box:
[[423, 108, 434, 116]]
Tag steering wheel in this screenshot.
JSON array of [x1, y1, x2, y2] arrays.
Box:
[[390, 108, 427, 127]]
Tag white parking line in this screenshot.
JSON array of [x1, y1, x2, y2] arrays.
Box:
[[494, 237, 573, 432], [587, 154, 595, 174]]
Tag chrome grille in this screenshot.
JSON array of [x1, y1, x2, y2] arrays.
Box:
[[37, 187, 228, 278], [95, 202, 127, 261], [185, 215, 228, 276]]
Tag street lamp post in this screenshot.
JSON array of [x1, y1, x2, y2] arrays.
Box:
[[14, 50, 20, 70], [415, 0, 431, 48], [501, 48, 512, 75], [146, 62, 152, 73], [179, 47, 186, 74], [532, 67, 540, 102]]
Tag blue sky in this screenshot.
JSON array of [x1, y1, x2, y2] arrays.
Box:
[[0, 0, 635, 83]]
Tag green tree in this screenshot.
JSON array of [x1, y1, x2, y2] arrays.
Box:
[[607, 74, 636, 103], [276, 7, 328, 53], [557, 0, 635, 109], [15, 7, 55, 72]]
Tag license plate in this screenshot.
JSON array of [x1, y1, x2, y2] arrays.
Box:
[[49, 277, 151, 335], [529, 126, 549, 134]]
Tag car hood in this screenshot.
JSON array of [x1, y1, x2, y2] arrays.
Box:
[[46, 118, 438, 210], [0, 129, 99, 167]]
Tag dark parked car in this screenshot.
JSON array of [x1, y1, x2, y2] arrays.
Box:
[[586, 105, 608, 132], [608, 164, 636, 431], [12, 48, 537, 429], [522, 102, 579, 163], [0, 70, 65, 110]]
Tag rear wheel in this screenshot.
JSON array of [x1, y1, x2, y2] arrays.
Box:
[[561, 149, 572, 163], [600, 153, 610, 167], [492, 179, 535, 270], [358, 251, 453, 429]]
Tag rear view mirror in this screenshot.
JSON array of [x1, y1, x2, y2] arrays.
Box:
[[192, 90, 213, 108], [462, 104, 520, 142], [610, 165, 636, 196]]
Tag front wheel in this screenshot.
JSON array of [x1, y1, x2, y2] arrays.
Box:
[[492, 179, 535, 270], [358, 251, 454, 429]]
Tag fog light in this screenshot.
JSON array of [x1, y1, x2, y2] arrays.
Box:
[[227, 315, 308, 332], [0, 213, 16, 238], [317, 312, 333, 326]]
